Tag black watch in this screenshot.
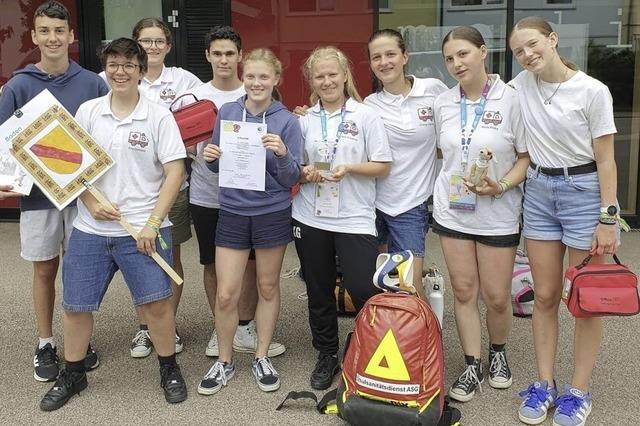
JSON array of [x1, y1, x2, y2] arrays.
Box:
[[601, 205, 618, 216]]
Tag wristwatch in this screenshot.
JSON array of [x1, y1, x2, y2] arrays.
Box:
[[600, 205, 618, 216]]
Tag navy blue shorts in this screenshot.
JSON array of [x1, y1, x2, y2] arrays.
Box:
[[215, 206, 293, 250]]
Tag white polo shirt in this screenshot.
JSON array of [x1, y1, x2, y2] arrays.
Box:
[[178, 82, 246, 208], [292, 98, 392, 235], [433, 75, 527, 235], [74, 92, 187, 237], [510, 70, 617, 168], [100, 66, 202, 108], [364, 76, 448, 216]]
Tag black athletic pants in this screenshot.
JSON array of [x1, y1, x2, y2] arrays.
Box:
[[293, 219, 381, 356]]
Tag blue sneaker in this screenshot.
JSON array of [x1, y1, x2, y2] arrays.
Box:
[[518, 380, 558, 424], [552, 385, 592, 426]]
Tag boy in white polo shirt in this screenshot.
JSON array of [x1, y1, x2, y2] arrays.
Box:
[[39, 38, 187, 411]]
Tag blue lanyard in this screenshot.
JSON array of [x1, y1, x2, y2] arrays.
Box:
[[460, 78, 491, 170], [320, 102, 347, 164]]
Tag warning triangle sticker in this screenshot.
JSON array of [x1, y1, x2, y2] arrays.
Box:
[[364, 329, 410, 381]]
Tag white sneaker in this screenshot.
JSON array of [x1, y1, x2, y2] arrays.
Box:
[[130, 329, 152, 358], [205, 330, 219, 357], [175, 333, 184, 354], [233, 320, 286, 357]]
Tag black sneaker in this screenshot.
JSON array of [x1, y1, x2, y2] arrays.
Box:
[[39, 369, 88, 411], [310, 353, 340, 390], [34, 343, 59, 382], [160, 363, 187, 404], [488, 347, 512, 389], [448, 358, 484, 402], [84, 345, 100, 371], [252, 356, 280, 392]]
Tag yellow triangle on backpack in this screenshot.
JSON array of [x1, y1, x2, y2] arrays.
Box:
[[364, 329, 410, 381]]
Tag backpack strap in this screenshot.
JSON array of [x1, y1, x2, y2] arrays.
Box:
[[276, 389, 338, 414], [438, 396, 462, 426]]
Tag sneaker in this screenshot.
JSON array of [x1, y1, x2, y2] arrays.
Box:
[[84, 345, 100, 371], [233, 320, 286, 357], [197, 360, 236, 395], [34, 343, 59, 382], [160, 363, 188, 404], [488, 347, 512, 389], [252, 357, 280, 392], [175, 332, 184, 354], [310, 353, 340, 390], [552, 385, 592, 426], [130, 329, 153, 358], [39, 369, 88, 411], [448, 358, 484, 402], [518, 380, 558, 425], [205, 330, 219, 357]]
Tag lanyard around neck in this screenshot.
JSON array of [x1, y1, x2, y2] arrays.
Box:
[[242, 99, 268, 124], [320, 102, 347, 164], [459, 78, 491, 170]]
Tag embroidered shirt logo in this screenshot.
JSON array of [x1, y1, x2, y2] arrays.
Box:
[[341, 120, 359, 137], [417, 107, 434, 122], [128, 131, 149, 148], [159, 88, 176, 101], [482, 111, 503, 126]]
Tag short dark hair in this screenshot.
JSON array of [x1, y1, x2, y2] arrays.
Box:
[[204, 25, 242, 51], [100, 38, 148, 74], [33, 1, 71, 26], [132, 17, 172, 45]]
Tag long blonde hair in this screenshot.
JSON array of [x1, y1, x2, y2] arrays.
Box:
[[510, 16, 578, 71], [242, 48, 283, 101], [302, 46, 362, 106]]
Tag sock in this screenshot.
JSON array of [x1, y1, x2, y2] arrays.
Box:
[[139, 324, 149, 331], [464, 354, 477, 365], [39, 337, 55, 349], [66, 359, 86, 374], [490, 343, 505, 352], [158, 354, 176, 367], [238, 319, 252, 326]]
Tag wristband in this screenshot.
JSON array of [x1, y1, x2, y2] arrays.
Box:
[[145, 216, 168, 250], [598, 212, 631, 232]]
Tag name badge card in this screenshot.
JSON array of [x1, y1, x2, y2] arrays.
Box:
[[314, 182, 340, 217], [449, 174, 476, 211], [314, 161, 332, 178]]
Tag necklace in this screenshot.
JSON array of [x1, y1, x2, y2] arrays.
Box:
[[536, 68, 569, 105]]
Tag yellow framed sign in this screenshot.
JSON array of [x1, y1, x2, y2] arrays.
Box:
[[6, 89, 113, 210]]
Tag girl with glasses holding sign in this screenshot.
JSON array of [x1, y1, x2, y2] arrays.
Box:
[[432, 26, 529, 403]]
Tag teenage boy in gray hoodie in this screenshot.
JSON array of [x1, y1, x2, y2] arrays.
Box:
[[0, 1, 108, 382]]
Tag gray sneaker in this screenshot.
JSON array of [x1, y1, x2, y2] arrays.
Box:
[[205, 330, 219, 357], [130, 329, 152, 358], [233, 320, 286, 357], [252, 357, 280, 392], [197, 360, 235, 395]]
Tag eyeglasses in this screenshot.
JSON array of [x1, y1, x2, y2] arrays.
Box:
[[138, 38, 167, 48], [105, 62, 140, 74]]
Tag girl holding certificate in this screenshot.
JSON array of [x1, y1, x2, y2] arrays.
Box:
[[292, 46, 392, 391], [433, 26, 529, 403], [200, 48, 301, 395]]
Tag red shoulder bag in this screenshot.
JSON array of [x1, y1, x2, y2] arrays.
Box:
[[562, 254, 639, 318], [170, 94, 217, 147]]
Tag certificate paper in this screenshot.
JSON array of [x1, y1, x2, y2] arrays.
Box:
[[219, 120, 267, 191]]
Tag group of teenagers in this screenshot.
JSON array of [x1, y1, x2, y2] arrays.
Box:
[[0, 1, 625, 425]]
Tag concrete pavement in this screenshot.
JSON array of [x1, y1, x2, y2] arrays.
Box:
[[1, 221, 639, 425]]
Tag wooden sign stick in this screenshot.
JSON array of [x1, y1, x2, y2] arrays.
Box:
[[81, 180, 183, 285]]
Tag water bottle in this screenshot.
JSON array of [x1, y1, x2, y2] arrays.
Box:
[[424, 264, 445, 328]]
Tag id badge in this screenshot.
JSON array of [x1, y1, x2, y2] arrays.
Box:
[[449, 174, 476, 211], [314, 182, 340, 217], [314, 161, 333, 178]]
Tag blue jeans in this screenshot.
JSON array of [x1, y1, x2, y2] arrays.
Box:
[[375, 203, 429, 257], [62, 228, 173, 312]]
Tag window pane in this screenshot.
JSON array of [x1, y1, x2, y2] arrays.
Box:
[[289, 0, 316, 12], [451, 0, 482, 5]]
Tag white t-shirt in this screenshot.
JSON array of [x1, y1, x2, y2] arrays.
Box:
[[364, 76, 448, 216], [433, 75, 527, 235], [510, 70, 617, 168], [99, 66, 202, 108], [74, 92, 187, 237], [292, 98, 392, 235], [179, 82, 246, 208]]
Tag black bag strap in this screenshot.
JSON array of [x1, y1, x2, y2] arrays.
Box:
[[438, 396, 462, 426], [169, 93, 199, 111], [337, 284, 346, 313], [276, 388, 338, 414], [576, 254, 623, 269]]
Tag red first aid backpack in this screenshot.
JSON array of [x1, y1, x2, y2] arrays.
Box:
[[336, 292, 446, 425]]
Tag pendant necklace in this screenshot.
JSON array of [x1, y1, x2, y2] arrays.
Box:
[[537, 68, 569, 105]]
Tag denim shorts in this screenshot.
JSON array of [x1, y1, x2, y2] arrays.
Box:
[[62, 228, 173, 312], [215, 206, 293, 250], [375, 203, 429, 257], [432, 219, 520, 248], [523, 167, 601, 250]]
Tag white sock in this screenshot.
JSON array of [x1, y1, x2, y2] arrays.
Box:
[[38, 336, 55, 349]]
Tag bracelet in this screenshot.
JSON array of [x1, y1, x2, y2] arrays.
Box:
[[493, 181, 508, 199], [499, 178, 513, 191], [145, 216, 168, 250], [599, 212, 631, 231]]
